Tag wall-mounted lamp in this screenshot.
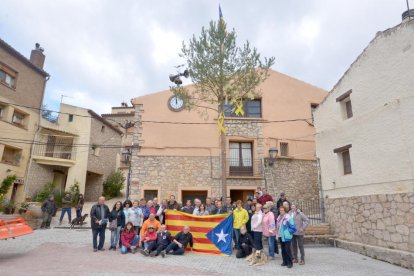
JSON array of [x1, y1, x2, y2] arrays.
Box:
[[268, 147, 278, 166]]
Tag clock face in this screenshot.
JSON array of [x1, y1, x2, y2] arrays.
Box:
[[168, 96, 184, 111]]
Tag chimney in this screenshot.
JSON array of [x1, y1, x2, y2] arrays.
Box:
[[30, 43, 45, 69], [402, 9, 414, 22]]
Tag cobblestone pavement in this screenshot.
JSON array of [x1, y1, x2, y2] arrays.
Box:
[[0, 227, 412, 276]]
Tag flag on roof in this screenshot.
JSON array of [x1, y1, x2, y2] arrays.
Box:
[[165, 210, 233, 256]]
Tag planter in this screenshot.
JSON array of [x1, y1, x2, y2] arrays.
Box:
[[27, 204, 43, 218]]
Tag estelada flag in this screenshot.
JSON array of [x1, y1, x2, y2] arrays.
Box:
[[165, 210, 233, 256]]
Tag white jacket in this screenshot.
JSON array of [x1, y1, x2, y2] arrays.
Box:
[[251, 210, 263, 232]]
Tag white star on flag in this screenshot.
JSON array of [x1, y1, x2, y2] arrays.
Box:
[[215, 229, 229, 243]]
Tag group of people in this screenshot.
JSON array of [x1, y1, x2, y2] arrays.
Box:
[[88, 187, 310, 269]]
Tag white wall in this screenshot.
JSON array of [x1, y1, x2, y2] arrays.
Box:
[[314, 20, 414, 199]]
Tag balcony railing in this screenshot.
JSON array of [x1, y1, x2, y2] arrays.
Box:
[[227, 158, 263, 177], [33, 135, 76, 161]]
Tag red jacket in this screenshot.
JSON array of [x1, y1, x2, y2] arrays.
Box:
[[121, 229, 137, 248], [258, 194, 274, 205], [142, 231, 157, 243]]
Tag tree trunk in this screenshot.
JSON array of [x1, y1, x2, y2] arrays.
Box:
[[220, 131, 227, 200]]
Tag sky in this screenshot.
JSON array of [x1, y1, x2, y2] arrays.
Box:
[[0, 0, 409, 115]]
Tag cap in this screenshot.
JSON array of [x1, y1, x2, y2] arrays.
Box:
[[280, 192, 285, 196], [148, 225, 155, 229]]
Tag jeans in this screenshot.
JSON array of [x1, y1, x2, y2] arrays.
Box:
[[121, 235, 139, 254], [267, 236, 276, 257], [233, 228, 241, 249], [144, 240, 156, 251], [110, 226, 122, 248], [292, 235, 305, 261], [280, 238, 293, 265], [154, 244, 169, 256], [165, 243, 185, 255], [236, 244, 252, 258], [76, 208, 82, 218], [133, 226, 141, 236], [41, 212, 52, 228], [92, 227, 106, 250], [59, 208, 72, 223], [253, 231, 263, 250]]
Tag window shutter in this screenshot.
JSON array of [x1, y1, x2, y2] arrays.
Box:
[[342, 150, 352, 174], [346, 101, 353, 118]]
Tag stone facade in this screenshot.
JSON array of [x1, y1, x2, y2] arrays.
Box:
[[325, 192, 414, 253]]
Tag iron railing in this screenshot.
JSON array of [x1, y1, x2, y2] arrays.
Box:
[[33, 134, 76, 160], [227, 158, 263, 177], [292, 198, 323, 225]]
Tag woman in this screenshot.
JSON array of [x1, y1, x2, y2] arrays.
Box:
[[233, 200, 249, 250], [289, 204, 308, 265], [195, 204, 209, 216], [128, 200, 143, 234], [76, 194, 84, 218], [277, 206, 294, 268], [120, 222, 139, 254], [109, 201, 125, 250], [157, 199, 167, 224], [261, 202, 276, 260], [123, 200, 132, 223], [251, 203, 263, 251]]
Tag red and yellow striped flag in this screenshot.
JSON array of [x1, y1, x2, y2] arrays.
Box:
[[165, 210, 231, 256]]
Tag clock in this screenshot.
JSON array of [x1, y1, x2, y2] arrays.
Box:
[[168, 95, 185, 112]]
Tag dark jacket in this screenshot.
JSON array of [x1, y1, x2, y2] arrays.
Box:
[[276, 198, 291, 215], [109, 209, 126, 227], [174, 231, 193, 248], [61, 193, 72, 208], [90, 203, 110, 229], [41, 199, 57, 215], [238, 232, 254, 248], [225, 204, 234, 213], [156, 231, 171, 246], [76, 197, 84, 210], [181, 206, 194, 214], [212, 207, 227, 215], [167, 201, 179, 210]]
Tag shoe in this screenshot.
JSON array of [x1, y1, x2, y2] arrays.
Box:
[[59, 221, 62, 225], [160, 251, 166, 258], [281, 263, 287, 266], [299, 260, 305, 265], [140, 249, 149, 256], [287, 263, 293, 268], [113, 247, 117, 251], [293, 258, 298, 263], [269, 257, 275, 261], [93, 249, 98, 252], [150, 251, 157, 257], [109, 246, 113, 250], [46, 226, 51, 229], [98, 248, 105, 251]]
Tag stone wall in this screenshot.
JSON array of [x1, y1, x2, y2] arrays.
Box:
[[26, 162, 57, 197], [325, 192, 414, 253]]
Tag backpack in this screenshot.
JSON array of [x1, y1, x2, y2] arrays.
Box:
[[287, 217, 297, 234]]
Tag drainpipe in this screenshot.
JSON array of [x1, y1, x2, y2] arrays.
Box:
[[24, 75, 50, 200], [316, 157, 325, 223]]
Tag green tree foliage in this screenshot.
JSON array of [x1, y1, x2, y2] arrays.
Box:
[[41, 104, 58, 123], [103, 170, 125, 199], [0, 175, 16, 195], [35, 181, 57, 202]]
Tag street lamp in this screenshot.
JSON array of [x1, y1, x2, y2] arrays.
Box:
[[122, 148, 133, 200], [268, 147, 278, 166], [169, 69, 189, 86]]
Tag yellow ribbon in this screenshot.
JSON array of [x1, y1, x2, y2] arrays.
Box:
[[218, 111, 227, 134], [234, 100, 244, 116]]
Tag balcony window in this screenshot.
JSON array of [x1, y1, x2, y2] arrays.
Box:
[[224, 99, 262, 118], [229, 142, 253, 176]]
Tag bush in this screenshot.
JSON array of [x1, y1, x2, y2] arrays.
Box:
[[35, 182, 57, 202], [103, 170, 125, 199], [0, 175, 16, 195], [68, 181, 80, 206]]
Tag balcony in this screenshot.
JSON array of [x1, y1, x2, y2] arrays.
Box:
[[32, 134, 76, 167], [226, 159, 263, 178]]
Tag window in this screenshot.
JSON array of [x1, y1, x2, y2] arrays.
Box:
[[224, 99, 262, 118], [229, 142, 253, 176], [280, 142, 289, 157], [12, 112, 26, 127], [333, 144, 352, 175], [0, 105, 4, 118], [1, 145, 22, 166], [101, 125, 105, 133], [68, 114, 74, 122], [336, 90, 353, 120], [144, 190, 158, 201], [310, 103, 319, 122], [0, 63, 17, 89]]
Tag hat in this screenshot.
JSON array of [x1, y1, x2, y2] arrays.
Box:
[[280, 192, 285, 196], [247, 196, 253, 201], [148, 225, 155, 229]]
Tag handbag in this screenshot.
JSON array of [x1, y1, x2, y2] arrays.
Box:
[[109, 213, 118, 231], [287, 217, 297, 234]]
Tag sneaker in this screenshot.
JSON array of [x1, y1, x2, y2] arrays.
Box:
[[281, 263, 287, 267], [113, 247, 117, 251], [269, 256, 276, 261], [287, 263, 293, 268], [160, 251, 166, 258], [109, 246, 113, 250], [293, 258, 298, 263], [299, 260, 305, 265], [93, 249, 98, 252], [59, 221, 62, 225], [140, 249, 149, 256], [150, 251, 157, 257], [98, 248, 105, 251]]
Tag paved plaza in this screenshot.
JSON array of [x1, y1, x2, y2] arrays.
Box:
[[0, 226, 412, 276]]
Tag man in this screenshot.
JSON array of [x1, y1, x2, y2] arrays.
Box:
[[167, 195, 179, 210], [59, 192, 72, 225], [225, 196, 234, 213], [289, 204, 309, 265], [256, 186, 263, 197], [161, 226, 193, 256], [258, 188, 273, 205], [141, 225, 157, 256], [212, 201, 226, 214], [205, 197, 216, 214], [150, 224, 171, 257], [192, 198, 202, 215], [244, 197, 253, 212], [181, 200, 194, 214], [276, 192, 291, 210], [233, 200, 249, 250], [236, 226, 254, 258], [141, 200, 154, 221], [90, 196, 110, 252], [40, 195, 57, 229], [140, 213, 161, 237]]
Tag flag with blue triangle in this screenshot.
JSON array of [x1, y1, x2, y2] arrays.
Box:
[[206, 214, 233, 255]]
